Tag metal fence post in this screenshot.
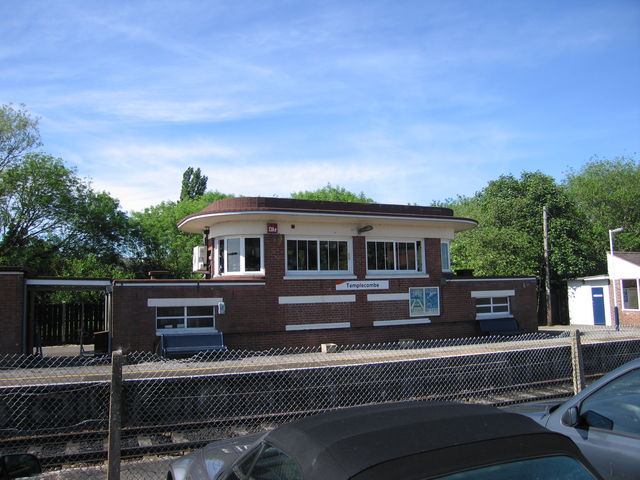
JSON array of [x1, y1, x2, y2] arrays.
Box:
[[107, 350, 124, 480], [571, 329, 585, 394]]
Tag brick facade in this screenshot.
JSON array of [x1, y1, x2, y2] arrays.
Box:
[[606, 252, 640, 327], [111, 230, 538, 352], [0, 270, 26, 354], [609, 282, 640, 327], [1, 198, 541, 354]]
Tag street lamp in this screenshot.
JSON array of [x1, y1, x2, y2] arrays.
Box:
[[609, 228, 624, 330]]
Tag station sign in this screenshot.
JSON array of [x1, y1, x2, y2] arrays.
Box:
[[336, 280, 389, 291]]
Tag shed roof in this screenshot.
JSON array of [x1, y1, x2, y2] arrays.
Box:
[[615, 252, 640, 267]]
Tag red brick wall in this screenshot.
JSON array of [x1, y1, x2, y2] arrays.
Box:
[[111, 233, 538, 352], [0, 271, 25, 354], [609, 281, 640, 327], [445, 278, 539, 333]]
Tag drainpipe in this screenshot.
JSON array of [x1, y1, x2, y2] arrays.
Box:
[[609, 228, 624, 331], [22, 274, 28, 355]]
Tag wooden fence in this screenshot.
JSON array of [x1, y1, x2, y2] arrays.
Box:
[[35, 303, 105, 346]]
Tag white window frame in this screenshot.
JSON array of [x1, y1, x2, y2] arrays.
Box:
[[285, 236, 353, 276], [441, 241, 451, 272], [621, 279, 640, 310], [366, 238, 426, 276], [471, 290, 515, 319], [155, 305, 216, 334], [214, 235, 264, 276]]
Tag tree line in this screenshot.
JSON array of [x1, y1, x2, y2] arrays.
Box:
[[1, 104, 638, 291]]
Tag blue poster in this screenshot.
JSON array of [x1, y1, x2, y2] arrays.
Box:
[[409, 287, 440, 316]]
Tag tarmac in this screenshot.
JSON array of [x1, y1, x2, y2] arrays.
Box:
[[36, 324, 609, 358]]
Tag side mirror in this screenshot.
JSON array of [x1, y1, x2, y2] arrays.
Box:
[[561, 406, 580, 427], [0, 454, 42, 479]]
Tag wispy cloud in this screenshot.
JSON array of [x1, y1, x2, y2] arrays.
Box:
[[1, 0, 637, 214]]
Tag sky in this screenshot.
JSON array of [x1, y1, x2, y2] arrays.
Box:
[[1, 0, 639, 213]]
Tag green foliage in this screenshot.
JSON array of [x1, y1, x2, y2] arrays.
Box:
[[180, 166, 208, 201], [0, 153, 85, 266], [564, 156, 640, 254], [291, 183, 374, 203], [131, 191, 232, 278], [0, 152, 135, 274], [448, 172, 598, 280], [0, 104, 42, 171], [49, 254, 134, 303]]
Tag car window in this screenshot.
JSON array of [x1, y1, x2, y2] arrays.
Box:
[[246, 444, 302, 480], [435, 456, 596, 480], [224, 446, 262, 480], [580, 368, 640, 436]]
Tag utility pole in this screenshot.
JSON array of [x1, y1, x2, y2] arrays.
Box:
[[609, 227, 624, 330], [543, 206, 553, 326]]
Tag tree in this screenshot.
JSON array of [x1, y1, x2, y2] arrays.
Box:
[[131, 191, 232, 278], [444, 171, 600, 324], [0, 153, 134, 274], [0, 104, 41, 172], [180, 166, 208, 201], [447, 171, 598, 280], [291, 183, 374, 203], [564, 156, 640, 258], [0, 103, 139, 277]]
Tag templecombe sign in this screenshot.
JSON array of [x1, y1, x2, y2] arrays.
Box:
[[336, 280, 389, 291]]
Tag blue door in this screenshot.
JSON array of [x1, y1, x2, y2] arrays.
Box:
[[591, 287, 606, 325]]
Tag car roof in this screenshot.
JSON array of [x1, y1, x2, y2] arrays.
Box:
[[264, 401, 589, 479]]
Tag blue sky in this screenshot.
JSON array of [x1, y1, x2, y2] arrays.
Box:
[[1, 0, 638, 212]]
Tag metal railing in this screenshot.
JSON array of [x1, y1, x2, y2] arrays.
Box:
[[1, 327, 639, 479]]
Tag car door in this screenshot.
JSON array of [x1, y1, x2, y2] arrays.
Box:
[[545, 367, 640, 479]]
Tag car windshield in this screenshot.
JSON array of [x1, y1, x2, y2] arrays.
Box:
[[579, 367, 640, 436], [435, 456, 596, 480]]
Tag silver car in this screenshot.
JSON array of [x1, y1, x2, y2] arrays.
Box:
[[512, 357, 640, 480]]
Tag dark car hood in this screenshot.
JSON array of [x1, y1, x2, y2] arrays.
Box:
[[503, 399, 566, 425]]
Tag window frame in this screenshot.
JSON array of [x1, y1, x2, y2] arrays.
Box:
[[471, 290, 514, 319], [155, 305, 216, 333], [285, 236, 353, 276], [214, 235, 264, 276], [366, 238, 425, 276], [441, 240, 451, 272], [621, 279, 640, 310]]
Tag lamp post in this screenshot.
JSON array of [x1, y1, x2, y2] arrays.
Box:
[[609, 228, 624, 330]]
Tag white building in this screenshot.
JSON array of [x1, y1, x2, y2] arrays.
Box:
[[568, 252, 640, 327]]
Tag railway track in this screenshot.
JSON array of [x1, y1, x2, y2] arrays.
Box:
[[2, 378, 578, 470], [1, 332, 637, 472]]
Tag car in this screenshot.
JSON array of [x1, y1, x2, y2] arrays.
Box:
[[167, 401, 601, 480], [0, 454, 41, 479], [509, 357, 640, 479]]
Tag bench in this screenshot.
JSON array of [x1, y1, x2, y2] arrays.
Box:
[[478, 318, 525, 336], [159, 332, 227, 357], [80, 330, 110, 357]]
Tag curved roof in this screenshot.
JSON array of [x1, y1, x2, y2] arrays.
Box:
[[178, 197, 478, 233]]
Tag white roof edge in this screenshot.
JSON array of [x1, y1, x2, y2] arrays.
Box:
[[447, 277, 537, 282], [26, 279, 112, 287], [567, 275, 610, 282], [178, 210, 478, 230]]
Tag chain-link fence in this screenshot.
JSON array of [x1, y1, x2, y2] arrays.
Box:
[[1, 327, 639, 479]]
